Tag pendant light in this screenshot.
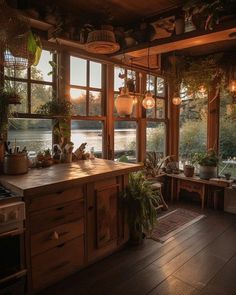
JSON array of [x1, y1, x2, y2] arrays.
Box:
[[171, 52, 181, 106], [115, 86, 133, 116], [142, 47, 155, 109]]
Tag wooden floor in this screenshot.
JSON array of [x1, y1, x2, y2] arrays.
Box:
[[41, 203, 236, 295]]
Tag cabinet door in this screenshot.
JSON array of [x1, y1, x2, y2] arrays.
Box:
[[87, 179, 119, 262], [96, 184, 118, 248]]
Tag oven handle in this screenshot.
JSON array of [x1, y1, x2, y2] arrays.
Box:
[[0, 228, 25, 238], [0, 269, 27, 285]]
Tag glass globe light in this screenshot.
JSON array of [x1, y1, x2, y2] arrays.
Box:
[[172, 96, 182, 105], [229, 80, 236, 93], [142, 91, 155, 109]]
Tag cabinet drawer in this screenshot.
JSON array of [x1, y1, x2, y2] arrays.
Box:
[[31, 218, 84, 256], [29, 186, 84, 212], [32, 236, 84, 291], [30, 199, 84, 234]]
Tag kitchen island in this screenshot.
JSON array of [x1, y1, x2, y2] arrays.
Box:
[[0, 159, 142, 293]]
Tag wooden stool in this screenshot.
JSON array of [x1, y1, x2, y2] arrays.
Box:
[[150, 182, 168, 211]]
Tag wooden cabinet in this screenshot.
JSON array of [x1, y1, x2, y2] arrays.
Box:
[[27, 186, 85, 292], [25, 175, 130, 293]]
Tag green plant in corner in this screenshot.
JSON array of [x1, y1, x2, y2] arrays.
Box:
[[192, 148, 219, 167], [122, 171, 160, 244]]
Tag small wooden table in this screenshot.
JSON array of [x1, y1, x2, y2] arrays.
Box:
[[167, 174, 231, 209]]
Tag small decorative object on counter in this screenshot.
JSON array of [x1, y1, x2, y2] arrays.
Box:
[[74, 143, 90, 160], [37, 149, 53, 167], [52, 144, 62, 163], [60, 142, 74, 163], [90, 147, 95, 160]]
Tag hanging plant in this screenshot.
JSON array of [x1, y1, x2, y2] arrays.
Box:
[[27, 31, 42, 66]]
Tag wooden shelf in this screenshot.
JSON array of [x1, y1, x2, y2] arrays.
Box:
[[112, 20, 236, 58], [48, 37, 85, 50]]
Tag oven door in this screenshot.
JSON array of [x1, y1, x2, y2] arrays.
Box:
[[0, 231, 26, 294]]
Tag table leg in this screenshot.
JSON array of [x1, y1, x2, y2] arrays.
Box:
[[201, 184, 206, 209]]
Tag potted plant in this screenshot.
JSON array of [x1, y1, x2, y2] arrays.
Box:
[[37, 97, 72, 148], [192, 148, 219, 179], [122, 171, 159, 245], [145, 152, 171, 178]]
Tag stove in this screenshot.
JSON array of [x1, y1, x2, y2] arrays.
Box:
[[0, 186, 26, 294]]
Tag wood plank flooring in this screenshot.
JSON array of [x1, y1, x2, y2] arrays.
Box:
[[40, 203, 236, 295]]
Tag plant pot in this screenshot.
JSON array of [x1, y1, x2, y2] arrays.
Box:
[[175, 18, 185, 35], [199, 166, 217, 180], [184, 165, 194, 177], [129, 230, 145, 246]]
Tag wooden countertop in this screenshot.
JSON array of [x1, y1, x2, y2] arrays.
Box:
[[0, 159, 143, 197]]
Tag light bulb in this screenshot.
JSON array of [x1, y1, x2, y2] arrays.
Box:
[[142, 91, 155, 109], [199, 85, 206, 94], [172, 96, 182, 105], [229, 80, 236, 92]]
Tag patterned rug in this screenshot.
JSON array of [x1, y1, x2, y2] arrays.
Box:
[[150, 208, 205, 243]]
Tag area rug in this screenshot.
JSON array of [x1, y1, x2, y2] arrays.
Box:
[[150, 208, 205, 243]]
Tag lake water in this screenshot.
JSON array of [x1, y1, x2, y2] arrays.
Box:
[[8, 129, 137, 153]]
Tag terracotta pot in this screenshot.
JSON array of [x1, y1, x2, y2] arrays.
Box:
[[184, 165, 195, 177]]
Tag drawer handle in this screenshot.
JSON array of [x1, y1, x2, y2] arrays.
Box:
[[88, 206, 94, 211], [56, 191, 63, 195], [50, 231, 59, 240]]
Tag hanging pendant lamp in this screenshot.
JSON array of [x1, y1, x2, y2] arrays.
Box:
[[115, 87, 134, 116], [142, 47, 155, 110]]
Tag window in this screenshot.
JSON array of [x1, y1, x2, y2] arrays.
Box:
[[5, 50, 54, 114], [114, 121, 137, 162], [146, 75, 167, 157], [8, 119, 52, 153], [5, 50, 55, 154], [71, 120, 103, 158], [70, 56, 105, 157], [146, 122, 165, 157], [114, 66, 137, 118], [179, 92, 208, 167], [70, 56, 103, 116], [219, 91, 236, 178], [113, 66, 138, 162]]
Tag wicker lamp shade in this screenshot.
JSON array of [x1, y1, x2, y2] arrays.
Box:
[[0, 0, 34, 69], [86, 30, 120, 54]]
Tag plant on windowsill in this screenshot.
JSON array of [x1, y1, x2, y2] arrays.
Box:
[[144, 152, 171, 178], [192, 148, 219, 180], [121, 171, 160, 245], [36, 97, 73, 149]]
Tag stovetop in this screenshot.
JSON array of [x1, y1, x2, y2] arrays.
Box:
[[0, 186, 20, 203]]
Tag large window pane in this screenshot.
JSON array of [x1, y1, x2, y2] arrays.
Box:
[[7, 81, 28, 113], [4, 67, 27, 79], [114, 66, 124, 92], [31, 84, 53, 113], [90, 61, 101, 88], [156, 77, 165, 97], [71, 88, 86, 116], [114, 121, 137, 162], [8, 119, 52, 153], [219, 92, 236, 178], [179, 94, 207, 166], [71, 120, 103, 157], [89, 91, 101, 116], [146, 122, 165, 157], [70, 57, 87, 86], [31, 50, 53, 82]]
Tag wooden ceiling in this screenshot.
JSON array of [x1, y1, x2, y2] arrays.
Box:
[[32, 0, 182, 25]]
